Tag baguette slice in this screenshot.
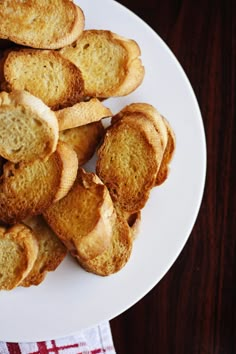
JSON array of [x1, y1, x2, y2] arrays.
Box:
[[44, 168, 114, 262], [56, 98, 112, 131], [21, 216, 67, 287], [0, 90, 58, 163], [79, 216, 132, 276], [0, 1, 85, 49], [112, 104, 175, 185], [2, 49, 84, 110], [59, 122, 105, 165], [0, 224, 38, 290], [112, 103, 168, 152], [60, 30, 144, 98], [155, 116, 176, 185], [0, 142, 78, 224], [96, 114, 164, 213]]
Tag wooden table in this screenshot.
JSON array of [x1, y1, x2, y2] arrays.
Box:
[[110, 1, 235, 353]]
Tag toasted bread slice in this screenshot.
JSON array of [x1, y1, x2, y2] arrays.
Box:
[[0, 1, 84, 49], [79, 215, 132, 276], [56, 98, 112, 131], [0, 142, 78, 224], [2, 49, 84, 110], [59, 122, 105, 165], [0, 224, 38, 290], [21, 216, 67, 287], [0, 90, 58, 163], [60, 30, 144, 98], [113, 104, 175, 185], [112, 103, 168, 152], [155, 116, 176, 185], [44, 168, 114, 262], [96, 114, 163, 213]]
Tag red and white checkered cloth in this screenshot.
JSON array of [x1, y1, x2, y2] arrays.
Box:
[[0, 322, 116, 354]]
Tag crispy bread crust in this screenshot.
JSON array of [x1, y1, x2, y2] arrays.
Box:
[[155, 116, 176, 185], [0, 224, 38, 290], [56, 98, 112, 131], [53, 141, 78, 202]]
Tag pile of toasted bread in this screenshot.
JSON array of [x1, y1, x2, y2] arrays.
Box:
[[0, 1, 175, 290]]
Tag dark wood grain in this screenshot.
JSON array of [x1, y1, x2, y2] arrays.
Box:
[[110, 1, 236, 353]]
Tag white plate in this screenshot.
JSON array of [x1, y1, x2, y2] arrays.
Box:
[[0, 0, 206, 342]]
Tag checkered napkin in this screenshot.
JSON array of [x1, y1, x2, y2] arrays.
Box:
[[0, 322, 116, 354]]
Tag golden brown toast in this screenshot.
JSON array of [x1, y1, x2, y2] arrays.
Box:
[[112, 103, 168, 152], [0, 142, 78, 224], [0, 224, 38, 290], [79, 215, 132, 276], [60, 30, 144, 98], [0, 1, 85, 49], [44, 168, 114, 262], [21, 216, 67, 287], [56, 98, 112, 131], [59, 121, 105, 165], [2, 49, 84, 110], [96, 114, 164, 213], [0, 90, 58, 163], [112, 103, 175, 185]]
